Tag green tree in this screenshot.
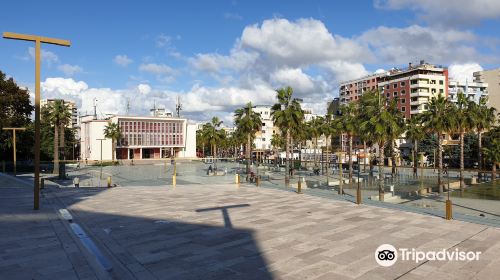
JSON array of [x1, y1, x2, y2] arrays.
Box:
[[336, 102, 358, 183], [104, 122, 122, 162], [46, 100, 71, 176], [421, 94, 455, 194], [234, 102, 262, 174], [271, 86, 304, 186], [271, 132, 285, 167], [0, 71, 34, 162], [405, 115, 425, 177], [202, 117, 225, 166], [307, 116, 324, 168], [471, 98, 497, 179], [454, 92, 476, 190]]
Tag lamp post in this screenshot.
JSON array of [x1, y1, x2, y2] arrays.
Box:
[[356, 149, 361, 204], [97, 138, 106, 182], [3, 32, 70, 210], [2, 127, 26, 175]]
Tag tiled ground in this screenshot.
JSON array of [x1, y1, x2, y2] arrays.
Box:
[[50, 183, 500, 280]]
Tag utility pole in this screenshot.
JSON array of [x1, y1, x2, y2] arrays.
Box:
[[3, 32, 70, 210], [176, 96, 182, 117], [93, 98, 98, 120], [97, 138, 106, 182], [2, 127, 26, 175]]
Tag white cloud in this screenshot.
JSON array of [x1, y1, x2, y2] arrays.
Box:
[[58, 64, 83, 76], [240, 18, 372, 66], [28, 47, 59, 66], [113, 55, 133, 67], [374, 0, 500, 26], [42, 78, 88, 96], [449, 63, 483, 84], [358, 25, 487, 64], [139, 63, 177, 82], [190, 48, 258, 73], [155, 34, 171, 48], [137, 84, 151, 94], [270, 68, 314, 93]]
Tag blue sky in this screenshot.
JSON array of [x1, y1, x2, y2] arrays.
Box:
[[1, 0, 499, 123]]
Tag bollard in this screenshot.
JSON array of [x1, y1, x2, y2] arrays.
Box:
[[356, 187, 361, 205], [297, 177, 303, 194], [256, 176, 260, 187], [40, 178, 45, 189], [445, 200, 452, 220], [172, 175, 176, 187], [107, 176, 111, 188], [235, 174, 240, 184]]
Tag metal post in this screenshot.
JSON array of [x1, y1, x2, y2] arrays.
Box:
[[2, 127, 26, 175], [107, 176, 111, 188], [3, 32, 71, 210], [357, 150, 361, 204], [97, 139, 105, 182], [297, 177, 302, 194]]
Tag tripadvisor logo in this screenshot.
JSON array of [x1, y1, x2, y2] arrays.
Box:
[[375, 244, 481, 267]]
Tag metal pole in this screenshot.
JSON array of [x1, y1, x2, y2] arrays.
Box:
[[13, 129, 16, 175], [34, 39, 40, 209], [357, 150, 361, 204]]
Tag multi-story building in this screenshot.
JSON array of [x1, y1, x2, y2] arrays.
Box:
[[473, 68, 500, 113], [448, 79, 488, 104], [41, 98, 79, 129], [81, 115, 196, 161], [253, 105, 278, 150], [339, 73, 385, 104], [378, 61, 448, 118]]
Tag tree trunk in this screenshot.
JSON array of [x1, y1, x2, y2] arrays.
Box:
[[478, 131, 483, 180], [460, 131, 465, 191], [53, 124, 59, 175], [378, 142, 385, 201], [363, 141, 367, 172], [59, 124, 66, 178], [326, 136, 329, 181], [285, 129, 290, 186], [314, 137, 318, 167], [493, 162, 497, 182], [391, 141, 396, 177], [413, 140, 418, 177], [112, 140, 116, 162], [246, 134, 251, 174], [348, 134, 353, 183], [438, 133, 443, 194]]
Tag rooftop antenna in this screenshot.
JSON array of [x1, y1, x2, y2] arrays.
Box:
[[176, 96, 182, 117]]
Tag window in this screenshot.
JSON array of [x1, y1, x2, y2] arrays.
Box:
[[439, 80, 444, 85], [401, 81, 406, 87], [262, 138, 266, 141], [393, 92, 398, 97], [401, 107, 406, 112], [386, 93, 390, 97], [401, 90, 406, 95], [386, 85, 390, 89], [262, 130, 265, 133], [440, 89, 444, 94], [401, 99, 406, 104], [262, 123, 265, 126], [393, 83, 398, 89]]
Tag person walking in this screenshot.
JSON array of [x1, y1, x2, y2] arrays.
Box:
[[73, 177, 80, 188]]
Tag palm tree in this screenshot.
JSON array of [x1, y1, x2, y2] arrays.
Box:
[[405, 115, 424, 177], [234, 102, 262, 174], [202, 117, 225, 167], [336, 103, 358, 183], [103, 122, 122, 162], [271, 86, 303, 186], [46, 100, 71, 175], [455, 92, 476, 191], [307, 116, 324, 168], [322, 113, 336, 181], [472, 98, 497, 180], [359, 90, 402, 201], [421, 94, 455, 194], [385, 98, 405, 177], [483, 130, 500, 181], [271, 132, 285, 168]]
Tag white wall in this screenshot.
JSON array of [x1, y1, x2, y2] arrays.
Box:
[[84, 121, 113, 161], [179, 123, 197, 158]]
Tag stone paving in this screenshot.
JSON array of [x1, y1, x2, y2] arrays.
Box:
[[2, 171, 500, 279]]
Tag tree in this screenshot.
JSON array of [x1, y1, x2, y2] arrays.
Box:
[[0, 71, 34, 163], [483, 127, 500, 181], [46, 100, 71, 176], [306, 116, 324, 168], [271, 132, 285, 167], [336, 102, 358, 183], [271, 86, 304, 186], [385, 98, 405, 177], [405, 115, 425, 177], [454, 92, 476, 191], [104, 122, 122, 162], [471, 97, 497, 180], [421, 94, 455, 194], [234, 102, 262, 174], [202, 117, 225, 166]]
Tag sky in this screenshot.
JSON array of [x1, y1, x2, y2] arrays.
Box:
[[1, 0, 499, 125]]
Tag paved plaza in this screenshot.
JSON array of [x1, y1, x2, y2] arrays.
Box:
[[2, 173, 500, 279]]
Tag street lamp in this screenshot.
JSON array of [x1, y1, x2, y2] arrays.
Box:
[[3, 32, 70, 210], [356, 149, 361, 205], [2, 127, 26, 175], [97, 138, 106, 182]]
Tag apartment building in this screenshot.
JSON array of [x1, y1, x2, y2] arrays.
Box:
[[378, 62, 448, 118], [339, 73, 385, 104], [41, 98, 79, 129], [448, 79, 488, 104], [253, 105, 277, 150], [473, 68, 500, 113]]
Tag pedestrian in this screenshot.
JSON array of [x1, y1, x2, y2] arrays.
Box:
[[73, 177, 80, 188], [289, 166, 293, 177], [208, 165, 213, 175]]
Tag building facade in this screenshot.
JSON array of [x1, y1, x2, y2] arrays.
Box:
[[448, 79, 488, 104], [41, 98, 79, 129], [253, 105, 278, 150], [339, 73, 384, 104], [81, 115, 196, 161], [473, 68, 500, 113]]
